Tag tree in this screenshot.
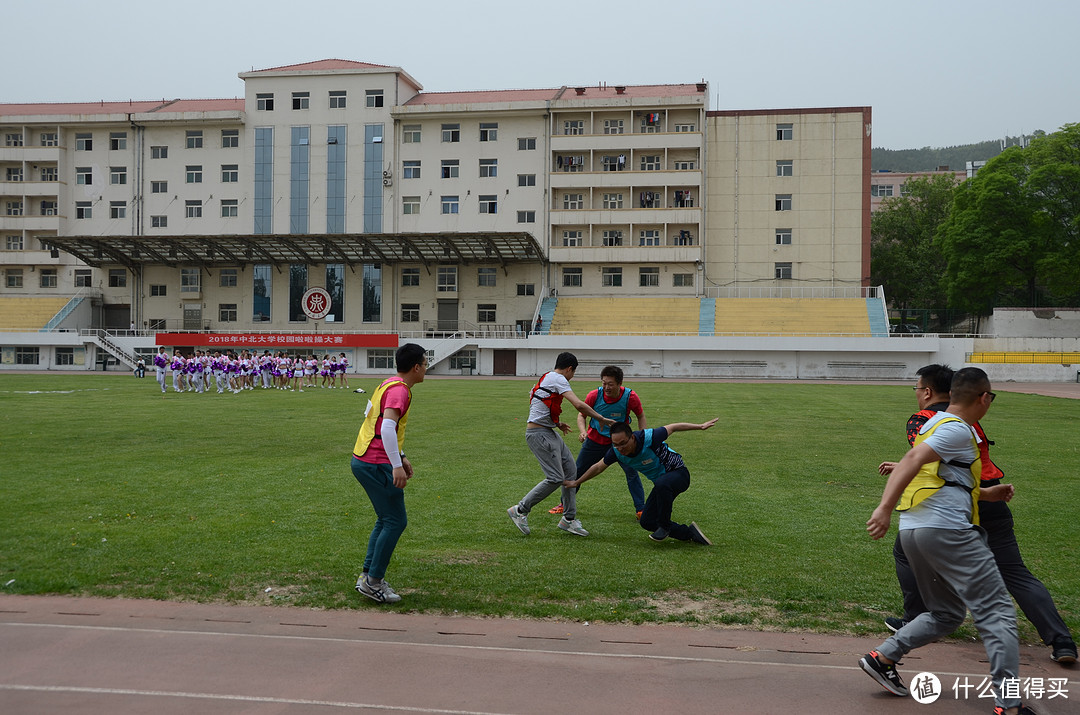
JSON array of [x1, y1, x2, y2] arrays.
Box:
[[937, 124, 1080, 314], [870, 174, 959, 322]]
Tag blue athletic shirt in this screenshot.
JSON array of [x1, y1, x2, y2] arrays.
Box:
[[604, 427, 685, 482]]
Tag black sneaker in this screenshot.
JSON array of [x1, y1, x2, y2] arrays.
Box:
[[648, 526, 669, 541], [1051, 636, 1077, 664], [688, 522, 712, 545], [859, 650, 908, 696], [884, 616, 907, 633]]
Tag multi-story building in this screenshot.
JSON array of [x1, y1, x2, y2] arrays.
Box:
[[869, 168, 966, 212], [0, 59, 871, 373]]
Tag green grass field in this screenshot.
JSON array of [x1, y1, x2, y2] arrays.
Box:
[[1, 373, 1077, 643]]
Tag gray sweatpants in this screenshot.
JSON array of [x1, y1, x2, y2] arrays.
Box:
[[519, 428, 578, 520], [878, 526, 1019, 710]]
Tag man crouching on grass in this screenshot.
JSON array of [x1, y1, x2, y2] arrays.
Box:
[[566, 418, 718, 544]]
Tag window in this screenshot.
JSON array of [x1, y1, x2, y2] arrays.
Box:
[[563, 193, 583, 210], [41, 167, 58, 182], [151, 180, 168, 193], [109, 201, 126, 219], [221, 199, 238, 217], [403, 160, 421, 179], [673, 160, 696, 171], [5, 235, 24, 250], [151, 145, 168, 159], [109, 132, 127, 150], [186, 130, 203, 149], [75, 133, 92, 151], [640, 155, 661, 171], [6, 268, 23, 287], [367, 349, 394, 370], [401, 267, 420, 287], [562, 267, 582, 287], [518, 137, 536, 150], [601, 267, 622, 287], [185, 200, 202, 218], [517, 210, 535, 223], [219, 304, 238, 322], [449, 349, 476, 371], [776, 123, 793, 140], [221, 164, 239, 182], [517, 283, 535, 296], [5, 201, 22, 216], [441, 159, 459, 178], [221, 129, 239, 148], [639, 267, 660, 287], [292, 92, 310, 110], [776, 160, 793, 177], [329, 90, 347, 109], [478, 267, 496, 286], [110, 166, 127, 184], [673, 273, 693, 287], [479, 122, 498, 141], [55, 347, 75, 366], [15, 347, 39, 365], [518, 173, 536, 187], [602, 230, 623, 246], [639, 230, 661, 246], [561, 155, 585, 172], [366, 89, 384, 108], [75, 201, 91, 219], [256, 93, 274, 111], [640, 113, 662, 132], [479, 158, 497, 177], [775, 194, 792, 211], [441, 123, 460, 142], [41, 132, 58, 146], [403, 124, 420, 143], [603, 119, 624, 135], [478, 195, 497, 214], [775, 228, 792, 245], [76, 166, 92, 185], [151, 215, 167, 228], [437, 266, 457, 292], [108, 269, 127, 287], [477, 304, 496, 323], [871, 184, 895, 197], [401, 303, 420, 322], [564, 120, 584, 135], [562, 230, 582, 246], [186, 165, 202, 183], [403, 196, 420, 214], [5, 133, 23, 146], [775, 262, 793, 280], [674, 123, 696, 132], [674, 230, 694, 245], [602, 193, 623, 209], [150, 284, 167, 296], [181, 267, 200, 292], [74, 269, 92, 287], [219, 268, 238, 287], [39, 268, 57, 288], [441, 195, 459, 214]]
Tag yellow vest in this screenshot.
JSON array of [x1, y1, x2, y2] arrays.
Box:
[[896, 416, 981, 525], [353, 378, 410, 458]]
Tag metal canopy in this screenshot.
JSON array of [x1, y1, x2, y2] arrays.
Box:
[[47, 232, 547, 271]]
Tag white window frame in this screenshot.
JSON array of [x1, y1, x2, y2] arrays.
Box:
[[601, 267, 622, 287], [562, 230, 582, 247], [403, 196, 420, 215], [479, 158, 497, 178], [562, 267, 582, 287]]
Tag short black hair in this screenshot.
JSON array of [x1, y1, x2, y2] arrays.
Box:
[[554, 352, 578, 370], [951, 366, 991, 405], [396, 343, 427, 373], [609, 422, 633, 439], [600, 365, 624, 384], [915, 364, 954, 395]]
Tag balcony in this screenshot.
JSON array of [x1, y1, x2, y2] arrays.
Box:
[[550, 132, 702, 152], [549, 207, 701, 225], [0, 146, 61, 162], [550, 169, 701, 189], [548, 245, 701, 264]]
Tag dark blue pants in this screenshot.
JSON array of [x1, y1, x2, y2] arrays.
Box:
[[638, 467, 694, 540], [576, 437, 646, 512], [351, 456, 407, 580]]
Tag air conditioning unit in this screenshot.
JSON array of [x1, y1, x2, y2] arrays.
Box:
[[382, 178, 392, 186], [382, 170, 392, 178], [549, 288, 558, 297]]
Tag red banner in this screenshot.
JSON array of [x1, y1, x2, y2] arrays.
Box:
[[156, 333, 399, 348]]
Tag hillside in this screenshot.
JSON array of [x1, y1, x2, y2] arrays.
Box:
[[871, 134, 1040, 172]]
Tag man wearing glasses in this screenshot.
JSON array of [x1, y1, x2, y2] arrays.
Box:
[[860, 367, 1032, 715]]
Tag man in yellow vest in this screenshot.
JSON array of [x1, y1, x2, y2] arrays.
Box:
[[860, 367, 1032, 715], [351, 343, 427, 604]]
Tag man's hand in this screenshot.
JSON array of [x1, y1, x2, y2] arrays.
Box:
[[392, 466, 410, 488], [578, 431, 588, 443], [401, 456, 414, 479], [563, 478, 580, 489], [980, 483, 1015, 503], [878, 461, 897, 475], [556, 422, 571, 435], [866, 505, 893, 540]]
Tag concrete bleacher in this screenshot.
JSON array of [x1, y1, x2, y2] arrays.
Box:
[[969, 352, 1080, 364], [550, 297, 701, 335], [714, 298, 873, 336], [0, 297, 71, 331]]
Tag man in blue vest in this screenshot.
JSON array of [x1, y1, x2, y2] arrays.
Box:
[[566, 417, 718, 544]]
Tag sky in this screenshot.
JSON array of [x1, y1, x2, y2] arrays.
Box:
[[5, 0, 1076, 150]]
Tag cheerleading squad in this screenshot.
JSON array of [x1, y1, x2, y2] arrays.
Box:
[[151, 345, 350, 394]]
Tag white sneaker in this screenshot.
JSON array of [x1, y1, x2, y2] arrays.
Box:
[[355, 574, 401, 604], [558, 517, 589, 536], [507, 505, 530, 535]]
